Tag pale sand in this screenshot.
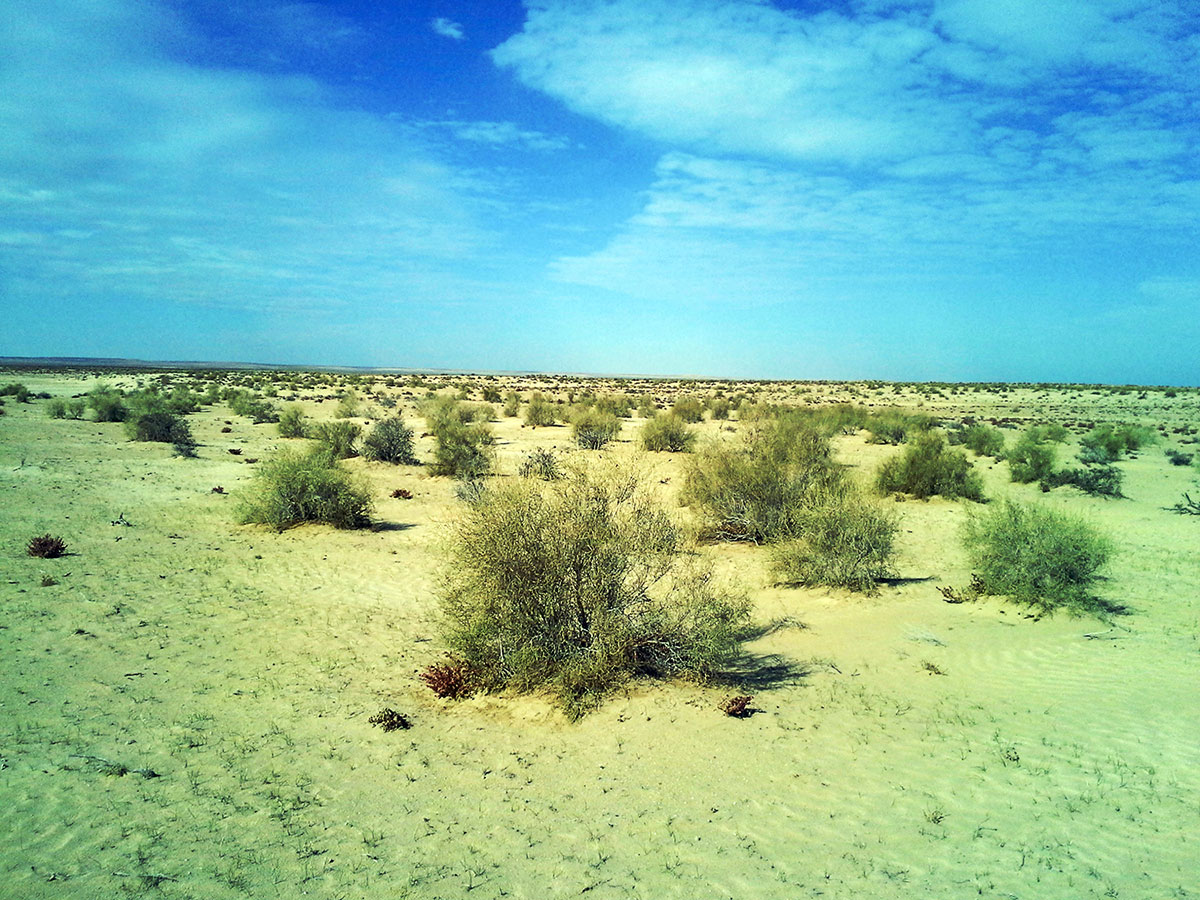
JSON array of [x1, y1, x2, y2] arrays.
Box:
[[1, 372, 1198, 898]]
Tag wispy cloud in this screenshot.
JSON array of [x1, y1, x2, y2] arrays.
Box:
[[431, 17, 465, 41], [0, 0, 505, 317]]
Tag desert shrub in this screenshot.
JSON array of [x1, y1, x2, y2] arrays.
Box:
[[87, 385, 128, 422], [46, 398, 68, 418], [519, 448, 563, 480], [770, 492, 898, 592], [865, 410, 934, 445], [1006, 430, 1057, 483], [277, 404, 307, 438], [66, 399, 85, 419], [596, 394, 633, 418], [875, 432, 985, 501], [709, 398, 731, 420], [572, 409, 621, 449], [27, 534, 68, 558], [0, 382, 29, 399], [362, 416, 418, 464], [640, 414, 695, 452], [671, 398, 705, 423], [420, 659, 476, 699], [1041, 465, 1124, 498], [503, 391, 521, 417], [524, 393, 556, 428], [962, 499, 1114, 613], [438, 469, 750, 718], [682, 415, 842, 542], [963, 424, 1006, 457], [430, 419, 493, 478], [309, 420, 361, 459], [636, 396, 657, 418], [334, 394, 360, 418], [238, 448, 372, 531]]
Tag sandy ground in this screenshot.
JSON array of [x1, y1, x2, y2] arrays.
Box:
[[1, 370, 1198, 899]]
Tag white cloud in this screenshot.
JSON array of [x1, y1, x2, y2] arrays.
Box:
[[407, 119, 571, 152], [431, 17, 465, 41]]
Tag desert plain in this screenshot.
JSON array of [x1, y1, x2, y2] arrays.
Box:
[[1, 366, 1198, 899]]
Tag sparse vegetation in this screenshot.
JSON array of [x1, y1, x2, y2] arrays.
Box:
[[524, 392, 557, 428], [572, 409, 621, 449], [962, 499, 1114, 613], [519, 448, 563, 480], [962, 423, 1006, 457], [27, 534, 68, 558], [309, 420, 361, 459], [438, 468, 749, 719], [277, 404, 307, 438], [430, 419, 494, 479], [1006, 428, 1058, 483]]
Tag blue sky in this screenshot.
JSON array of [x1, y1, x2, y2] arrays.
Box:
[[2, 0, 1198, 383]]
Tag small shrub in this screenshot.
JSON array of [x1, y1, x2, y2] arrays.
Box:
[[709, 398, 731, 421], [47, 398, 68, 419], [361, 417, 418, 464], [963, 424, 1005, 457], [368, 708, 411, 731], [334, 395, 361, 418], [420, 659, 476, 699], [865, 410, 934, 445], [1079, 424, 1157, 463], [962, 499, 1114, 613], [1165, 449, 1194, 466], [0, 382, 28, 399], [503, 392, 521, 417], [66, 399, 85, 420], [430, 419, 493, 479], [1006, 430, 1057, 483], [87, 385, 128, 422], [277, 404, 307, 438], [27, 534, 68, 558], [572, 410, 621, 449], [875, 432, 985, 501], [238, 448, 373, 531], [439, 469, 749, 718], [769, 492, 899, 592], [1025, 423, 1070, 444], [227, 390, 278, 423], [721, 695, 753, 717], [640, 414, 695, 452], [519, 448, 563, 480], [309, 420, 361, 459]]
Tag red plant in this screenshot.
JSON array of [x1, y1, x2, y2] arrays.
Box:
[[720, 695, 753, 718], [420, 659, 475, 699], [391, 488, 413, 499]]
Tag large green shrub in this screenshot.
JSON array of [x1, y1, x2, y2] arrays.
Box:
[[361, 416, 418, 464], [875, 432, 985, 501], [238, 449, 373, 531], [125, 410, 195, 455], [640, 414, 695, 452], [87, 385, 128, 422], [865, 409, 934, 445], [438, 468, 750, 719], [962, 500, 1114, 613], [670, 398, 705, 423], [1079, 424, 1157, 464]]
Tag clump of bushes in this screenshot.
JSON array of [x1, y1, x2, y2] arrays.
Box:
[[572, 409, 621, 449], [962, 499, 1114, 613], [361, 417, 418, 464], [503, 391, 521, 417], [27, 534, 68, 558], [640, 414, 695, 452], [1165, 448, 1194, 467], [683, 412, 898, 590], [875, 432, 985, 501], [438, 468, 750, 719], [277, 404, 308, 438], [46, 398, 68, 419], [0, 383, 30, 403], [865, 410, 934, 445], [309, 420, 361, 459], [226, 389, 278, 424], [87, 385, 128, 422], [238, 448, 373, 531], [1079, 424, 1156, 464]]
